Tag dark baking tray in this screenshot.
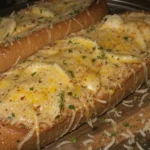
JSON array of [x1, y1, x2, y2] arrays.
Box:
[[0, 0, 150, 16], [107, 0, 150, 14]]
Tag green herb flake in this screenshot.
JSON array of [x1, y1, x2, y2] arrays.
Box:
[[87, 26, 95, 33], [92, 58, 96, 62], [68, 40, 72, 44], [71, 137, 77, 143], [68, 105, 75, 110], [111, 132, 116, 137], [8, 113, 15, 120], [12, 113, 15, 117], [55, 115, 60, 119], [97, 53, 106, 59], [82, 56, 87, 59], [124, 36, 129, 40], [106, 49, 112, 52], [68, 70, 74, 77], [99, 46, 104, 50], [5, 33, 10, 37], [114, 64, 119, 67], [14, 74, 19, 78], [92, 47, 96, 51], [40, 9, 43, 13], [59, 91, 64, 109], [63, 60, 67, 65], [123, 122, 129, 127], [68, 49, 73, 53], [29, 87, 34, 91], [31, 72, 36, 77], [74, 9, 79, 14]]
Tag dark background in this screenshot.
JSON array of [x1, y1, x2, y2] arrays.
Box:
[[0, 0, 149, 16]]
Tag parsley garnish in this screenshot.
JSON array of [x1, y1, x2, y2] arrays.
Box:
[[97, 53, 106, 59], [29, 87, 34, 91], [124, 36, 129, 40], [71, 137, 77, 143], [68, 40, 72, 44], [82, 56, 87, 59], [31, 72, 36, 77], [8, 113, 15, 120], [92, 58, 96, 62], [74, 9, 79, 14], [59, 91, 64, 109], [68, 105, 75, 110], [111, 132, 116, 137], [68, 70, 74, 77], [68, 49, 73, 53], [123, 122, 129, 127]]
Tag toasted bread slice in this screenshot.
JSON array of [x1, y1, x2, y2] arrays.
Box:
[[0, 12, 150, 150], [0, 0, 108, 73]]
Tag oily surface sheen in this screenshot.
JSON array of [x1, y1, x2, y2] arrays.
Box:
[[0, 12, 150, 149], [0, 0, 93, 44]]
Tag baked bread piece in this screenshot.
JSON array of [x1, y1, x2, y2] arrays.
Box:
[[0, 12, 150, 150], [0, 0, 108, 73]]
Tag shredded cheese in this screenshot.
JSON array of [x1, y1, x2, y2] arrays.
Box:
[[103, 137, 116, 150], [83, 139, 94, 146]]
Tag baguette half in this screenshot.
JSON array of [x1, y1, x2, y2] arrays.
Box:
[[0, 0, 108, 73], [0, 12, 150, 150]]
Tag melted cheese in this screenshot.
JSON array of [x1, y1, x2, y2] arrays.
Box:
[[0, 0, 93, 43], [0, 13, 150, 149]]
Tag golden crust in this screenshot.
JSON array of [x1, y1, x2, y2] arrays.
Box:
[[0, 61, 149, 150], [0, 0, 108, 73]]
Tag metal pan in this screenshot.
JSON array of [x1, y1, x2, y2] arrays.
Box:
[[107, 0, 150, 14]]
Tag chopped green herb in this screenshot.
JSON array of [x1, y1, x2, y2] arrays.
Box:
[[55, 115, 60, 119], [82, 56, 87, 59], [92, 47, 96, 51], [14, 75, 19, 78], [12, 113, 15, 117], [73, 93, 79, 99], [97, 53, 106, 59], [123, 122, 129, 127], [92, 58, 96, 62], [106, 49, 112, 52], [68, 70, 74, 77], [5, 33, 10, 37], [8, 113, 15, 120], [40, 9, 43, 13], [63, 60, 67, 65], [69, 105, 75, 110], [111, 132, 116, 137], [71, 137, 77, 143], [114, 64, 119, 67], [21, 124, 26, 128], [124, 36, 129, 40], [99, 46, 104, 50], [29, 87, 34, 91], [74, 9, 79, 14], [68, 40, 72, 44], [59, 91, 64, 109], [31, 72, 36, 77], [68, 49, 73, 53], [87, 26, 95, 33], [15, 36, 21, 41]]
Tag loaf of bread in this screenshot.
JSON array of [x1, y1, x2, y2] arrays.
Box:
[[0, 0, 108, 73], [0, 9, 150, 150]]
